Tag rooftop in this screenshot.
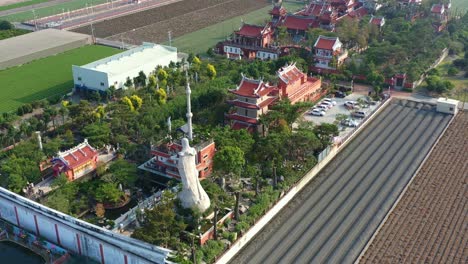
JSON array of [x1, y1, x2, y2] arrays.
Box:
[[53, 139, 98, 169], [277, 63, 304, 84], [314, 35, 341, 50], [230, 74, 277, 98], [431, 4, 444, 14], [78, 43, 177, 77], [236, 24, 266, 38], [282, 15, 316, 31]]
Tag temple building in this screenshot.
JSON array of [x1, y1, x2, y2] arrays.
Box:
[[280, 15, 317, 41], [51, 139, 99, 181], [431, 3, 449, 32], [369, 16, 385, 30], [139, 74, 216, 180], [226, 63, 322, 132], [226, 75, 279, 132], [277, 63, 322, 104], [270, 4, 287, 24], [217, 23, 280, 60], [312, 35, 348, 72]]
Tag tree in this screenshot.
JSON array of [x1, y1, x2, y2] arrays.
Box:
[[130, 95, 143, 110], [313, 123, 339, 147], [121, 96, 135, 112], [124, 77, 133, 88], [95, 182, 124, 204], [132, 191, 187, 249], [0, 20, 13, 30], [206, 64, 217, 80], [52, 173, 69, 188], [155, 88, 167, 105], [82, 123, 111, 147], [148, 75, 157, 88], [157, 68, 169, 88], [108, 159, 138, 187], [214, 146, 245, 182]]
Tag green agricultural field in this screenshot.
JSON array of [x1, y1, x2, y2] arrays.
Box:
[[0, 0, 107, 22], [170, 2, 304, 55], [0, 45, 121, 113], [452, 0, 468, 14], [0, 0, 51, 12]]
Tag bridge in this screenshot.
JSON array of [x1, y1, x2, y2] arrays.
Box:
[[0, 187, 171, 264]]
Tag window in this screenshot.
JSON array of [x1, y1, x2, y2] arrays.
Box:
[[449, 107, 454, 111], [100, 82, 104, 86], [245, 109, 248, 116], [78, 77, 82, 81]]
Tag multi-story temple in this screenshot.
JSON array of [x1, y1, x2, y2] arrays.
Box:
[[226, 63, 322, 133], [51, 139, 98, 181], [312, 35, 348, 72], [217, 23, 280, 60]]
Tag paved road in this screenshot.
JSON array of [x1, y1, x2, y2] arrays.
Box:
[[0, 0, 72, 17], [230, 99, 452, 264]]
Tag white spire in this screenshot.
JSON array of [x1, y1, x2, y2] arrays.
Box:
[[185, 71, 193, 141]]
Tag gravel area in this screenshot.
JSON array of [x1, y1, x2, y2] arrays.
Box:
[[229, 99, 453, 264], [360, 111, 467, 264]]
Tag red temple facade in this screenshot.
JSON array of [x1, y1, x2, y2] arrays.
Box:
[[226, 63, 322, 132], [277, 63, 322, 104], [312, 35, 348, 72], [141, 139, 215, 180], [51, 139, 99, 181], [218, 23, 280, 60]]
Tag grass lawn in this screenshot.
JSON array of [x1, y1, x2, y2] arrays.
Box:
[[436, 54, 468, 102], [0, 0, 107, 22], [0, 0, 51, 12], [0, 45, 121, 113], [169, 2, 304, 55], [452, 0, 468, 14]]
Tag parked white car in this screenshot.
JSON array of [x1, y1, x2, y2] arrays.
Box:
[[323, 98, 337, 105], [316, 105, 328, 111], [309, 109, 326, 116], [344, 101, 358, 107], [352, 110, 367, 118], [320, 101, 334, 108]]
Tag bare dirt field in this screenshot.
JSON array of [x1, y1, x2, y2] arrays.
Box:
[[360, 111, 468, 264], [72, 0, 268, 45]]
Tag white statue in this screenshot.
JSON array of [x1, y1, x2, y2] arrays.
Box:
[[177, 138, 210, 212]]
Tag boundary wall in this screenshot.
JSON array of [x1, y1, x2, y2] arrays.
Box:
[[216, 97, 392, 264], [0, 187, 171, 264]]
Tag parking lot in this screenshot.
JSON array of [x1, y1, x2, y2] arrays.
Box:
[[302, 93, 380, 136]]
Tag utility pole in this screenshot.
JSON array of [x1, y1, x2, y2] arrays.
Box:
[[273, 162, 277, 188], [32, 9, 38, 31], [90, 21, 95, 44], [168, 31, 172, 46], [235, 191, 240, 220]]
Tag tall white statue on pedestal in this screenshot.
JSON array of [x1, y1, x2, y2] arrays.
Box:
[[177, 138, 210, 212]]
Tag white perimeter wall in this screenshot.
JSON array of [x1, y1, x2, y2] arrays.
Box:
[[0, 193, 163, 264]]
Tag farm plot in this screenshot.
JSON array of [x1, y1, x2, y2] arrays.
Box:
[[360, 112, 467, 264], [0, 45, 120, 113], [72, 0, 268, 45]]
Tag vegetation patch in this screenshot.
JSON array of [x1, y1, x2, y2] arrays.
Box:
[[0, 45, 121, 113]]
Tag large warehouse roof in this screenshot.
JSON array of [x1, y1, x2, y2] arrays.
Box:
[[81, 43, 177, 77], [0, 29, 91, 67]]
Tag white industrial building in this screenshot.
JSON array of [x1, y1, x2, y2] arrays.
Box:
[[72, 43, 177, 92]]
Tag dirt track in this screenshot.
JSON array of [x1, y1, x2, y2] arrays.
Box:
[[72, 0, 268, 44], [360, 111, 468, 263]]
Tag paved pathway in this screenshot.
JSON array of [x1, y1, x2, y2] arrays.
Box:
[[0, 0, 73, 17]]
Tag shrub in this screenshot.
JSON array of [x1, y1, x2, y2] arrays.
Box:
[[447, 67, 459, 76], [0, 20, 13, 30]]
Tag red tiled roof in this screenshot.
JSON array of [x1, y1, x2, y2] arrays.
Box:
[[278, 63, 304, 84], [431, 4, 443, 14], [54, 141, 98, 170], [282, 16, 315, 31], [314, 35, 338, 50], [303, 3, 327, 16], [236, 24, 264, 38], [226, 113, 258, 124], [230, 76, 277, 98], [348, 7, 368, 18]]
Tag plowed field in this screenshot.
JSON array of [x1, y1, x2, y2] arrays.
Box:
[[72, 0, 268, 45], [360, 111, 468, 264]]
